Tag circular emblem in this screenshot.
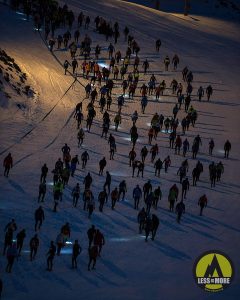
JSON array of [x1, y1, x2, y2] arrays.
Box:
[[193, 250, 234, 292]]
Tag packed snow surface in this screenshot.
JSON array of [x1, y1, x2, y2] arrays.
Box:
[[0, 0, 240, 299]]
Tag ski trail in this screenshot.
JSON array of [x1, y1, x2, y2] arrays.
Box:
[[44, 108, 76, 150], [38, 31, 86, 89], [0, 78, 77, 156], [14, 152, 34, 166]]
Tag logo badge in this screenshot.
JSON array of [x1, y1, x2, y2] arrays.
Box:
[[193, 250, 234, 292]]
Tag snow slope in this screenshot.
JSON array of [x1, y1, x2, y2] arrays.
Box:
[[123, 0, 240, 21], [0, 1, 240, 300]]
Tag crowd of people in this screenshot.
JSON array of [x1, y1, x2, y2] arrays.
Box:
[[1, 0, 233, 286], [2, 218, 105, 273]]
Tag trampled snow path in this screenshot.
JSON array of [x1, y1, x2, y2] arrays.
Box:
[[0, 1, 240, 300]]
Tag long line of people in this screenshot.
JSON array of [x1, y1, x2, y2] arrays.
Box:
[[1, 0, 233, 285]]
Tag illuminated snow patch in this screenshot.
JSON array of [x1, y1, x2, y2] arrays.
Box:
[[122, 137, 141, 142], [98, 61, 109, 68], [110, 125, 123, 130], [218, 150, 225, 154], [16, 11, 25, 15], [47, 182, 54, 186], [110, 235, 146, 242], [122, 137, 131, 141], [110, 237, 131, 242], [65, 241, 73, 245], [161, 129, 172, 134], [152, 97, 162, 101], [111, 171, 129, 177], [115, 93, 128, 98], [61, 248, 72, 254]]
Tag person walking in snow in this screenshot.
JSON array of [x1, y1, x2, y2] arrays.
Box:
[[87, 225, 96, 249], [88, 245, 98, 271], [5, 219, 17, 233], [138, 207, 147, 234], [87, 194, 95, 219], [108, 43, 115, 59], [216, 161, 224, 182], [198, 194, 208, 216], [34, 206, 45, 231], [172, 54, 179, 70], [72, 58, 78, 74], [206, 85, 213, 101], [81, 151, 89, 169], [181, 178, 190, 200], [164, 55, 170, 71], [16, 229, 26, 256], [145, 216, 153, 242], [114, 113, 121, 131], [168, 186, 177, 212], [142, 59, 149, 74], [143, 180, 152, 201], [77, 128, 85, 147], [99, 157, 107, 175], [38, 180, 46, 202], [176, 201, 185, 223], [109, 142, 116, 160], [98, 189, 108, 212], [111, 187, 119, 210], [224, 140, 231, 158], [129, 148, 137, 167], [156, 39, 161, 52], [70, 155, 79, 177], [76, 111, 83, 129], [103, 171, 111, 195], [209, 139, 215, 155], [29, 234, 39, 261], [154, 158, 163, 177], [64, 60, 71, 75], [94, 230, 105, 256], [141, 96, 148, 113], [3, 153, 13, 177], [146, 192, 154, 215], [133, 184, 142, 209], [40, 163, 48, 182], [5, 242, 18, 273], [118, 180, 127, 201], [163, 156, 171, 173], [153, 186, 162, 209], [83, 173, 93, 191], [72, 240, 82, 269], [197, 86, 204, 101], [46, 241, 56, 271], [3, 229, 13, 256], [72, 183, 80, 207]]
